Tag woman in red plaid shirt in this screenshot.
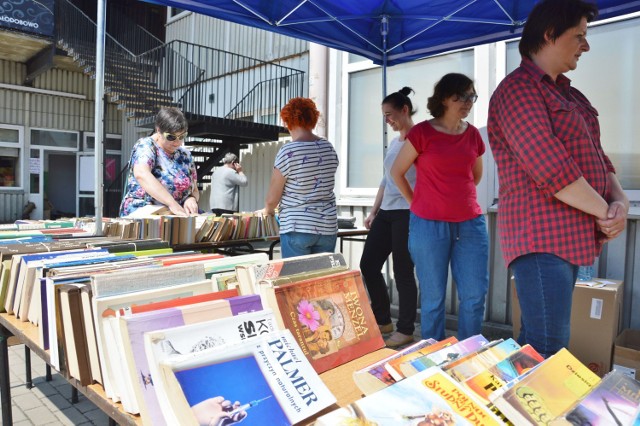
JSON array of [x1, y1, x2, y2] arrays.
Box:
[[488, 0, 629, 357]]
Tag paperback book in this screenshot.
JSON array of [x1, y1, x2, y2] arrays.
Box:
[[264, 269, 384, 373], [385, 336, 457, 382], [442, 338, 521, 382], [317, 366, 504, 426], [400, 334, 490, 378], [491, 348, 601, 426], [158, 329, 336, 426], [552, 369, 640, 426], [140, 308, 277, 426], [464, 344, 544, 405]]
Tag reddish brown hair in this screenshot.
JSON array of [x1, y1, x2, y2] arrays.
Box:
[[280, 97, 320, 130]]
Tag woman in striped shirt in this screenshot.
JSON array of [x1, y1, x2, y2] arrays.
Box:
[[261, 98, 339, 258]]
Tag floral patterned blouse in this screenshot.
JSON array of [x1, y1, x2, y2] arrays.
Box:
[[119, 136, 197, 217]]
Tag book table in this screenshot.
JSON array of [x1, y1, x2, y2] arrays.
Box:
[[0, 309, 391, 426], [173, 228, 369, 260]]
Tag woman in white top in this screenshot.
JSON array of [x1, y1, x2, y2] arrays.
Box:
[[262, 97, 339, 258], [360, 87, 418, 348]]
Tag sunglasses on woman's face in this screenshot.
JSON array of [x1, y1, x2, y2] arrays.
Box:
[[163, 131, 188, 142]]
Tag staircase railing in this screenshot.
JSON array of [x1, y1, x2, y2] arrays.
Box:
[[55, 0, 189, 117], [107, 6, 164, 56], [225, 75, 304, 126], [137, 40, 305, 125]]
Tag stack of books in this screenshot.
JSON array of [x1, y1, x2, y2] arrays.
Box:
[[103, 209, 280, 245]]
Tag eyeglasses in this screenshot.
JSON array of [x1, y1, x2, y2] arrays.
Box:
[[455, 93, 478, 104], [163, 131, 188, 142]]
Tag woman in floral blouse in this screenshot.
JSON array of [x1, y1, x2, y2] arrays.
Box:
[[119, 107, 199, 217]]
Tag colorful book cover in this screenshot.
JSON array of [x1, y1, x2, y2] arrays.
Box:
[[140, 308, 277, 426], [443, 338, 521, 382], [271, 269, 385, 373], [386, 336, 457, 381], [464, 344, 544, 404], [352, 341, 437, 396], [159, 329, 336, 426], [554, 369, 640, 426], [317, 366, 504, 426], [492, 348, 601, 426], [402, 334, 490, 377]]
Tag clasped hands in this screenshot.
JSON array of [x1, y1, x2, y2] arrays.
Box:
[[597, 200, 628, 242]]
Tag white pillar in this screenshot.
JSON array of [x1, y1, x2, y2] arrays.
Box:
[[309, 42, 329, 138], [94, 0, 106, 233]]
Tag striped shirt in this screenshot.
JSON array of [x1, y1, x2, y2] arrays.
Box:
[[488, 58, 614, 267], [274, 139, 339, 235]]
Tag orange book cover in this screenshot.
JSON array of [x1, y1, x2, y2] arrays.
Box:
[[117, 288, 239, 316], [159, 253, 224, 266], [273, 269, 384, 373]]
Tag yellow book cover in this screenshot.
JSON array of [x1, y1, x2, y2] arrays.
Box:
[[492, 348, 600, 425]]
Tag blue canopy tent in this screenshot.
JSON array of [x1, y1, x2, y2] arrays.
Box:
[[92, 0, 640, 225]]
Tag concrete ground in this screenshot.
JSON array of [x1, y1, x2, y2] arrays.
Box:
[[1, 344, 109, 425]]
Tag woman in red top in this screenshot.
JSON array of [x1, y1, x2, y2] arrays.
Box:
[[391, 73, 488, 341]]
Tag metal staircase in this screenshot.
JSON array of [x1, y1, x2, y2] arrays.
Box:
[[54, 0, 305, 186]]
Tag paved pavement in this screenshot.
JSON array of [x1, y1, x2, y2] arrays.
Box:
[[1, 344, 109, 425]]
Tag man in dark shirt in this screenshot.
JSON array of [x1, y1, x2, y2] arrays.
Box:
[[488, 0, 629, 357]]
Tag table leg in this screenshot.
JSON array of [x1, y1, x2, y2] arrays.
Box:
[[71, 387, 79, 403], [0, 325, 13, 426], [25, 346, 32, 389], [623, 219, 637, 329], [269, 240, 280, 260], [46, 364, 52, 381]]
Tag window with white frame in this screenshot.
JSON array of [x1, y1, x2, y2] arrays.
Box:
[[31, 129, 79, 149], [505, 16, 640, 190], [167, 6, 189, 23], [345, 50, 475, 191], [0, 126, 23, 189]]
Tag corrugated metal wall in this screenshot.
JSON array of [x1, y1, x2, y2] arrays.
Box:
[[167, 13, 308, 62], [0, 59, 122, 134], [0, 192, 27, 224]]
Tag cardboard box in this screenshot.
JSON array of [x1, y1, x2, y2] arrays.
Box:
[[511, 278, 623, 377], [613, 329, 640, 380]]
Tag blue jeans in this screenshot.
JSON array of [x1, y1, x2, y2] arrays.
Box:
[[409, 213, 489, 341], [279, 232, 337, 258], [510, 253, 578, 358]]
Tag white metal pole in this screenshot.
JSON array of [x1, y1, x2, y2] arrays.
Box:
[[94, 0, 106, 235], [381, 16, 388, 156]]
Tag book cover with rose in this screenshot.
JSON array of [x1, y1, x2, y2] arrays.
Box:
[[264, 269, 384, 374]]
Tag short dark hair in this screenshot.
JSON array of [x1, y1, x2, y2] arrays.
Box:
[[427, 73, 475, 118], [519, 0, 598, 59], [154, 107, 188, 134], [382, 87, 417, 116]]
